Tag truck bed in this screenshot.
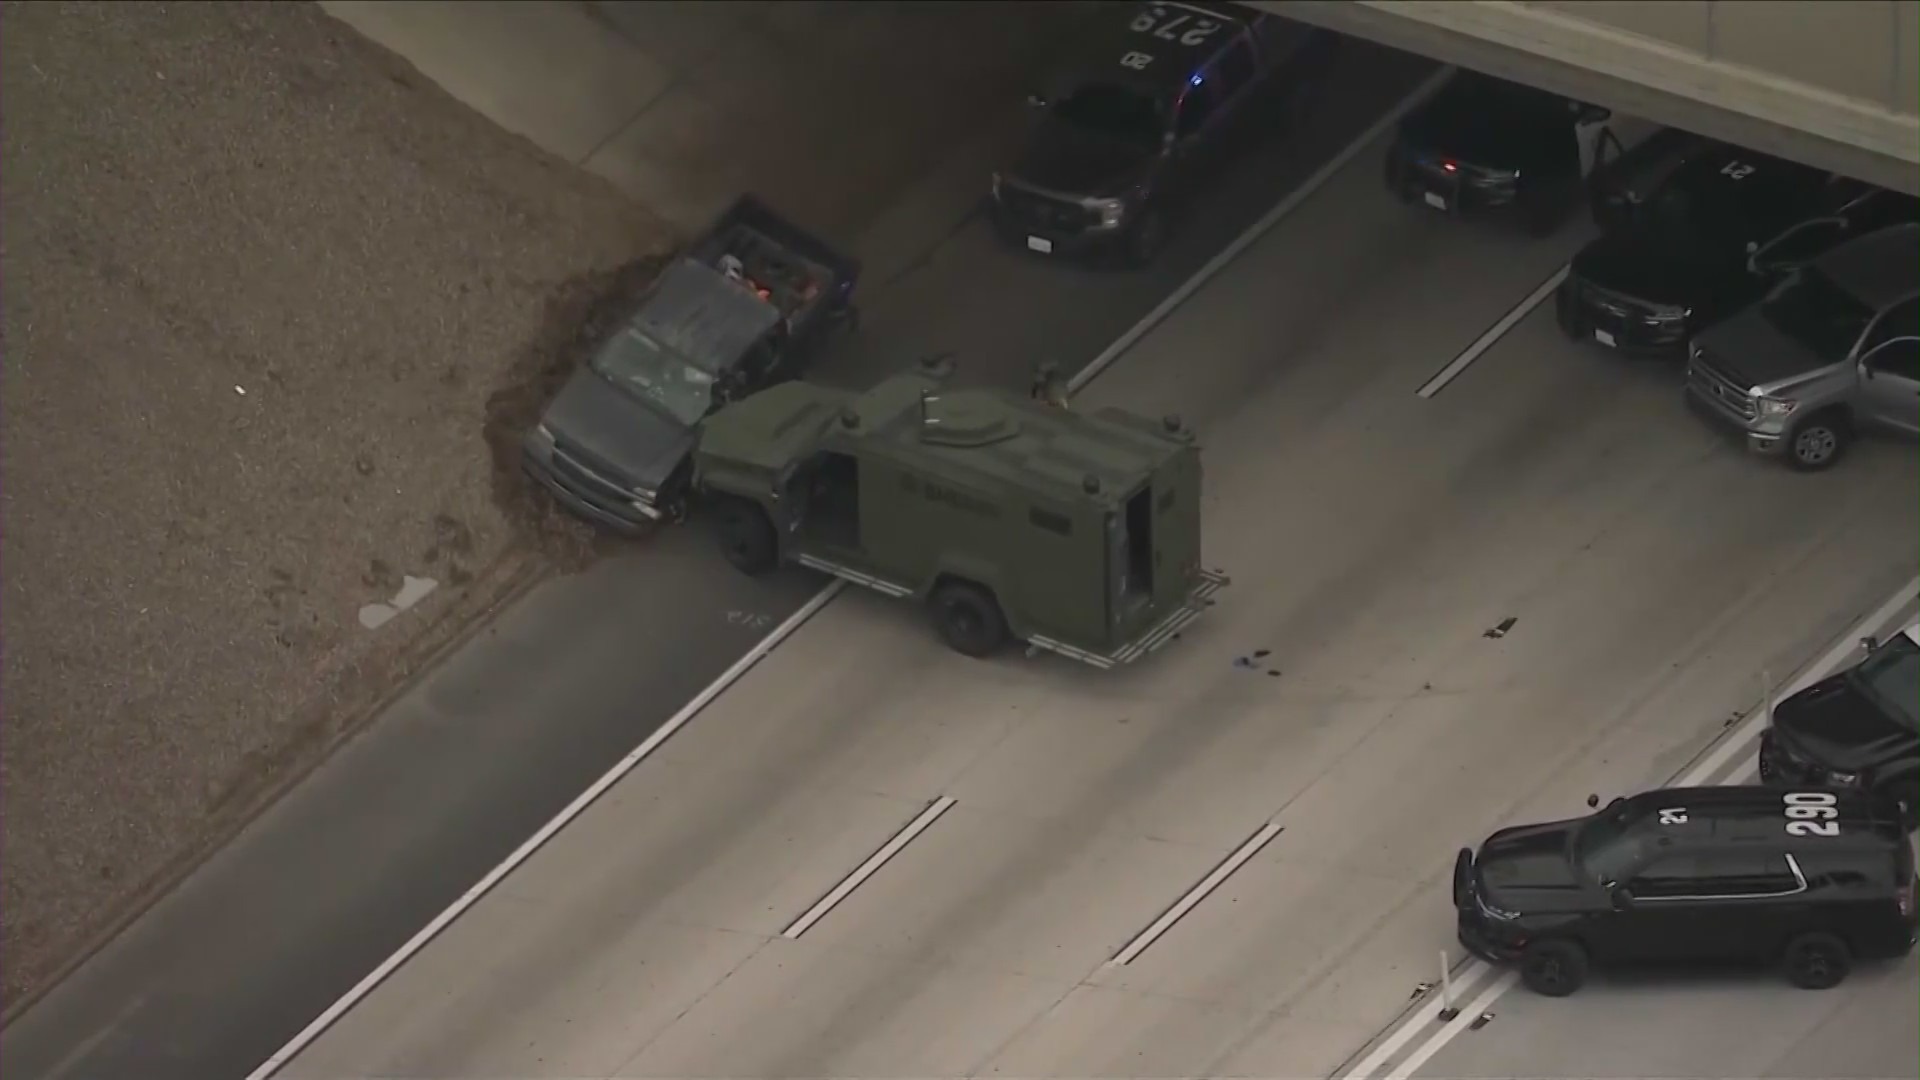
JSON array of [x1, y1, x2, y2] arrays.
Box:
[[687, 195, 861, 329]]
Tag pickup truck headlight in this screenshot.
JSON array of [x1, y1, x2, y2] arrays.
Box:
[[1825, 769, 1861, 785], [1087, 196, 1127, 228], [1756, 396, 1799, 419], [1647, 306, 1691, 323]]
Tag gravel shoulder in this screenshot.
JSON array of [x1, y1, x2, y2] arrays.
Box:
[[0, 0, 669, 1011]]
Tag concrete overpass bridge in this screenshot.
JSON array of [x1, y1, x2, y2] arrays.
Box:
[[1261, 1, 1920, 194]]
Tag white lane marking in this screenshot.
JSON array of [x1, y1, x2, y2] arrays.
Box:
[[1678, 575, 1918, 788], [782, 795, 958, 939], [1332, 959, 1499, 1080], [1108, 821, 1284, 967], [1380, 971, 1519, 1080], [243, 581, 847, 1080], [249, 67, 1463, 1080], [1069, 65, 1456, 395], [1415, 265, 1569, 399], [1337, 574, 1920, 1080]]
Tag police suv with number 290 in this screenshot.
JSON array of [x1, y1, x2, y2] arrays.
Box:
[[1453, 785, 1917, 997]]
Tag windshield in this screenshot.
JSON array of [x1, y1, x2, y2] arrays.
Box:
[[1759, 267, 1876, 358], [1848, 634, 1920, 731], [1643, 183, 1747, 248], [1573, 803, 1645, 887], [1052, 81, 1165, 147], [588, 326, 717, 428]]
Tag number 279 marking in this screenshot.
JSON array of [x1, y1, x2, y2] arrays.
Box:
[[1131, 5, 1223, 47], [1784, 791, 1840, 837]]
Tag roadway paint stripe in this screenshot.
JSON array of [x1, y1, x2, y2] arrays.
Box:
[[782, 795, 958, 940], [1330, 958, 1500, 1080], [1675, 575, 1919, 789], [242, 581, 846, 1080], [1108, 822, 1284, 967], [248, 69, 1463, 1080], [1336, 573, 1920, 1080], [1415, 264, 1569, 399], [1069, 65, 1457, 395], [1378, 971, 1519, 1080]]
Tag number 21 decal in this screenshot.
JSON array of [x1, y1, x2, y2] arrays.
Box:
[[1720, 161, 1757, 180], [1657, 807, 1688, 825], [1130, 5, 1223, 47], [1784, 791, 1840, 837]]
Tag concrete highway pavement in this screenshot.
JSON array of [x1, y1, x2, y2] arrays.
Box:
[[276, 98, 1920, 1080], [1377, 596, 1920, 1080], [0, 37, 1439, 1080]]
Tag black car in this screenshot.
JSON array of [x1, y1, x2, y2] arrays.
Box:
[[1762, 623, 1920, 829], [1385, 70, 1613, 236], [1557, 147, 1918, 358], [1585, 126, 1715, 233], [1454, 786, 1918, 997], [989, 1, 1334, 267]]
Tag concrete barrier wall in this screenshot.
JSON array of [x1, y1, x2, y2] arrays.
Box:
[[1265, 0, 1920, 193]]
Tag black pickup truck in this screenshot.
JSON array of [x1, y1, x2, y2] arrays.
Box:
[[988, 1, 1336, 267], [522, 196, 860, 532]]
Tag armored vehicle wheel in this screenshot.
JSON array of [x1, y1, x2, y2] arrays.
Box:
[[930, 581, 1008, 658], [710, 496, 777, 576], [1781, 931, 1851, 990], [1519, 938, 1588, 997]]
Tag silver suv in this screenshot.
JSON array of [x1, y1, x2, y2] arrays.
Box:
[[1684, 222, 1919, 470]]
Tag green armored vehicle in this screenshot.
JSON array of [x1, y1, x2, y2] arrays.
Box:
[[692, 361, 1228, 667]]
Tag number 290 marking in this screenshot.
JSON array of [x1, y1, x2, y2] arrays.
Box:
[[1784, 791, 1840, 837]]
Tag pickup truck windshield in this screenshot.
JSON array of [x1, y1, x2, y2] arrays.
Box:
[[1849, 634, 1920, 731], [1054, 82, 1164, 148], [1759, 268, 1876, 359], [590, 326, 716, 428]]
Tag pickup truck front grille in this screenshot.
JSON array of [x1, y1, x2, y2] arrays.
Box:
[[549, 439, 634, 504], [998, 183, 1095, 235], [1688, 352, 1758, 421]]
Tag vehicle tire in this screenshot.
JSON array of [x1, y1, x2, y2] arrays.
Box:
[[1786, 410, 1850, 471], [1781, 931, 1851, 990], [929, 580, 1009, 658], [1519, 939, 1589, 997], [1123, 210, 1169, 269], [710, 495, 777, 576], [660, 467, 693, 526]]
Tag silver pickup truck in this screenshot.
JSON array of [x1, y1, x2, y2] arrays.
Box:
[[1684, 222, 1919, 470]]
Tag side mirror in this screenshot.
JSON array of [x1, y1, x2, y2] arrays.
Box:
[[1609, 885, 1634, 910], [1862, 634, 1881, 651]]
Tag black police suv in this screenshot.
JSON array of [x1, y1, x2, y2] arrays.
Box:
[[1385, 70, 1613, 236], [1585, 126, 1715, 233], [989, 1, 1334, 267], [1762, 623, 1920, 829], [1454, 786, 1918, 997], [1557, 146, 1919, 358]]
